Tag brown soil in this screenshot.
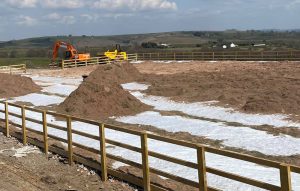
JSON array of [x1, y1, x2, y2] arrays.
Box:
[[138, 61, 300, 117], [0, 73, 41, 98], [0, 132, 135, 191], [28, 65, 99, 78], [57, 62, 151, 120]]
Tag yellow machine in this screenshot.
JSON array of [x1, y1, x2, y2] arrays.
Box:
[[104, 44, 127, 60]]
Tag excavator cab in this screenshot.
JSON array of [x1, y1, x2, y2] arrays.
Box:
[[65, 50, 78, 59], [65, 51, 72, 59]]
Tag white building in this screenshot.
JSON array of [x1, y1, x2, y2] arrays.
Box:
[[230, 43, 237, 48], [253, 44, 266, 47]]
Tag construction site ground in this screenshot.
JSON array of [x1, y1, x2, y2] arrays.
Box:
[[1, 60, 300, 190], [0, 132, 135, 191]]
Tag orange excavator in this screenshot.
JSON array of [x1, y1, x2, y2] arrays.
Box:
[[51, 41, 90, 63]]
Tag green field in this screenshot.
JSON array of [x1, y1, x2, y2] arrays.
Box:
[[0, 57, 50, 68]]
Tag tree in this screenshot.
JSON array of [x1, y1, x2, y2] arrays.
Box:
[[26, 49, 47, 57], [141, 42, 159, 48], [9, 50, 17, 58]]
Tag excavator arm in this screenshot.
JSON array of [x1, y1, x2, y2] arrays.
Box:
[[52, 41, 79, 62], [51, 41, 90, 66]]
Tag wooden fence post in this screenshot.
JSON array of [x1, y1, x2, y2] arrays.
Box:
[[62, 60, 65, 69], [141, 133, 150, 191], [142, 53, 145, 60], [280, 164, 292, 191], [67, 116, 73, 165], [85, 59, 88, 66], [135, 53, 138, 61], [99, 123, 108, 181], [4, 102, 9, 137], [197, 146, 208, 191], [248, 51, 251, 60], [21, 106, 27, 145], [23, 64, 27, 73], [42, 111, 48, 158], [212, 52, 215, 61]]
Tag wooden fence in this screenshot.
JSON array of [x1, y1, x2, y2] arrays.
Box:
[[60, 54, 138, 69], [0, 100, 299, 191], [137, 51, 300, 61], [0, 64, 26, 74]]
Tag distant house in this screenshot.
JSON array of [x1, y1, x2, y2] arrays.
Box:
[[230, 43, 237, 48], [222, 45, 227, 49], [159, 43, 171, 48], [253, 43, 266, 47]]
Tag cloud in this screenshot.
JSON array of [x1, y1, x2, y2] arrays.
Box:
[[93, 0, 177, 11], [80, 14, 98, 23], [45, 13, 60, 20], [17, 15, 38, 26], [80, 13, 134, 23], [286, 0, 300, 9], [5, 0, 38, 8], [59, 15, 76, 24], [43, 0, 85, 9], [4, 0, 177, 11], [45, 13, 76, 24]]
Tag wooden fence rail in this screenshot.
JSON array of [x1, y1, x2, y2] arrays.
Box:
[[137, 51, 300, 61], [60, 54, 138, 69], [0, 100, 299, 191], [0, 64, 26, 74]]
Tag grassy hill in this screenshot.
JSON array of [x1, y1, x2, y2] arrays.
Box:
[[0, 30, 300, 68], [2, 30, 300, 50]]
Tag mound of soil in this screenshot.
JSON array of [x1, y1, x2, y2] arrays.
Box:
[[0, 73, 41, 98], [57, 62, 151, 120], [140, 62, 300, 116]]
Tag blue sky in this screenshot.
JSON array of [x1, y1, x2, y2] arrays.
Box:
[[0, 0, 300, 41]]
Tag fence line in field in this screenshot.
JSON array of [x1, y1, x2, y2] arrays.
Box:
[[59, 54, 138, 69], [137, 51, 300, 61], [0, 100, 299, 191], [0, 64, 26, 74]]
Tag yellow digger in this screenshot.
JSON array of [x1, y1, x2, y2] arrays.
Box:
[[103, 44, 127, 60]]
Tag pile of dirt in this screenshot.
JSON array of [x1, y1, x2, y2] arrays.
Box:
[[0, 73, 41, 98], [57, 62, 151, 120], [140, 62, 300, 116]]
